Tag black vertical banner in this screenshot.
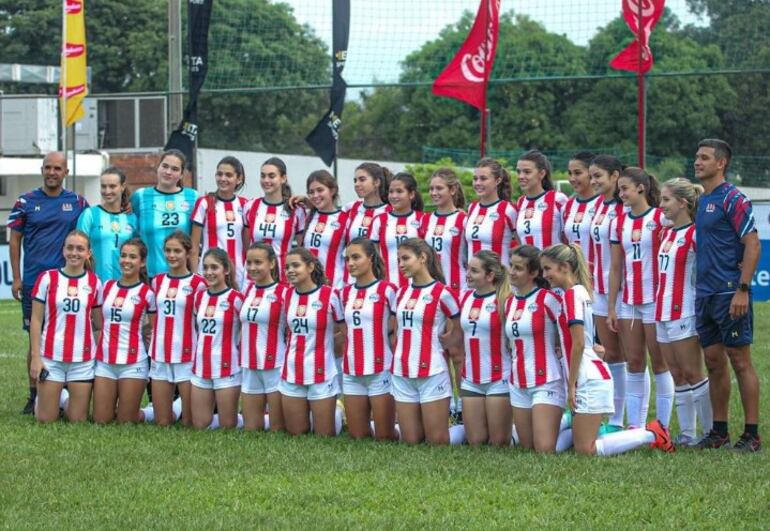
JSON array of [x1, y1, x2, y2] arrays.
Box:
[[165, 0, 214, 164], [306, 0, 350, 167]]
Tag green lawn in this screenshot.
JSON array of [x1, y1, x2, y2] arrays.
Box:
[[0, 299, 768, 529]]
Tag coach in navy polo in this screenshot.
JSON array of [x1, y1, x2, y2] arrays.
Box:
[[694, 139, 761, 452], [8, 152, 89, 414]]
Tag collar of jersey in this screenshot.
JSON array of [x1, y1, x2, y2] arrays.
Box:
[[576, 193, 600, 204], [433, 209, 458, 218], [411, 280, 437, 289], [354, 279, 379, 290], [153, 186, 183, 196], [479, 199, 501, 208], [316, 208, 341, 215], [207, 286, 231, 296], [58, 268, 87, 279], [253, 281, 277, 289], [473, 289, 495, 299], [525, 190, 548, 201], [167, 272, 193, 280], [389, 210, 414, 218], [362, 202, 386, 209], [97, 205, 122, 215], [294, 284, 322, 296], [118, 280, 143, 289], [261, 197, 285, 206], [515, 286, 541, 300], [215, 194, 237, 203], [602, 197, 618, 206], [672, 222, 694, 231], [628, 206, 653, 219]]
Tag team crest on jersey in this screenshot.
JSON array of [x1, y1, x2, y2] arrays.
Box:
[[225, 210, 236, 222], [205, 305, 216, 317], [368, 293, 380, 302], [632, 229, 642, 242], [362, 216, 372, 227], [165, 201, 175, 211], [180, 201, 190, 212], [422, 294, 433, 303], [524, 208, 535, 219], [296, 305, 307, 317], [574, 212, 584, 223], [469, 308, 481, 320], [62, 203, 73, 212], [488, 211, 499, 221], [266, 294, 278, 302], [331, 221, 341, 229], [449, 227, 460, 236], [353, 298, 365, 309], [662, 241, 673, 252], [537, 202, 549, 212], [677, 238, 686, 245], [474, 215, 485, 224], [513, 309, 523, 320], [114, 297, 125, 308], [396, 225, 407, 235], [279, 209, 291, 219], [131, 295, 142, 304], [433, 225, 445, 236], [406, 299, 417, 309], [588, 207, 597, 215], [527, 303, 539, 312], [311, 300, 324, 310], [250, 297, 262, 307], [219, 301, 230, 310], [67, 286, 78, 297], [706, 203, 715, 213], [124, 224, 134, 233], [265, 213, 276, 223], [410, 220, 421, 228], [646, 221, 658, 231], [82, 286, 91, 294], [314, 222, 326, 233], [111, 221, 121, 233], [167, 288, 178, 298]]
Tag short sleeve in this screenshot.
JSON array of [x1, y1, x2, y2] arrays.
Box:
[[7, 195, 28, 232], [92, 278, 103, 308], [555, 192, 569, 211], [564, 288, 584, 326], [130, 192, 141, 226], [544, 291, 562, 322], [505, 202, 518, 230], [193, 290, 204, 314], [98, 281, 109, 307], [330, 288, 344, 323], [385, 283, 398, 313], [242, 199, 255, 228], [724, 190, 757, 238], [294, 206, 308, 235], [610, 216, 621, 244], [76, 207, 93, 234], [439, 287, 460, 318], [145, 288, 157, 314], [191, 196, 208, 226], [369, 215, 383, 243], [232, 292, 244, 313], [31, 271, 50, 303]]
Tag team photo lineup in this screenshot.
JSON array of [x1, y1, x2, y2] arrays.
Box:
[[9, 138, 761, 454]]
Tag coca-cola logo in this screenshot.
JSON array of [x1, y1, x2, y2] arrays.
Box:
[[459, 0, 500, 83], [66, 0, 83, 14], [64, 43, 85, 58]]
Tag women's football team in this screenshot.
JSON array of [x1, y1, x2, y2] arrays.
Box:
[[29, 148, 713, 454]]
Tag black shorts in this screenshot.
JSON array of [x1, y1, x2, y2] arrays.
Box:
[[21, 285, 33, 332], [695, 293, 753, 348]]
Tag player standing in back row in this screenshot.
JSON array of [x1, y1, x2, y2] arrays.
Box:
[[693, 139, 761, 452]]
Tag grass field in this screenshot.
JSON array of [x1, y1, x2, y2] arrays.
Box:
[[0, 299, 768, 529]]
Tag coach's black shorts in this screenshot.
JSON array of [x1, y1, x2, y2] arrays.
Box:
[[21, 285, 33, 332], [695, 293, 753, 348]]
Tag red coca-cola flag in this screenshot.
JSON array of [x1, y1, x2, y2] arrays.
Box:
[[610, 0, 665, 73], [432, 0, 501, 110]]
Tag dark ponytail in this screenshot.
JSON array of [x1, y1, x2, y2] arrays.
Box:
[[391, 172, 424, 212], [287, 247, 329, 287], [518, 150, 554, 192], [202, 247, 235, 289], [100, 166, 130, 213], [356, 162, 392, 204], [262, 156, 292, 202], [347, 237, 386, 281], [621, 167, 660, 207], [511, 244, 549, 289], [590, 154, 624, 202], [475, 158, 512, 201]]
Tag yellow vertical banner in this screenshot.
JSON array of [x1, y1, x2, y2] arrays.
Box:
[[59, 0, 88, 127]]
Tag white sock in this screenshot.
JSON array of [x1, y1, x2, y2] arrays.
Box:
[[595, 429, 655, 456], [264, 413, 271, 431], [556, 428, 573, 453], [691, 378, 713, 435], [654, 371, 675, 428], [674, 384, 696, 439], [511, 424, 520, 446], [236, 413, 244, 429], [394, 422, 402, 441], [626, 372, 645, 428], [172, 397, 183, 422], [608, 362, 627, 427], [58, 388, 70, 410], [640, 369, 651, 424], [142, 404, 155, 424], [449, 424, 466, 445], [208, 414, 220, 430], [559, 411, 572, 431], [334, 405, 344, 436]]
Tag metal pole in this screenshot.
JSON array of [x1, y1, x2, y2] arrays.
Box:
[[636, 0, 646, 168], [168, 0, 184, 134], [71, 124, 77, 192]]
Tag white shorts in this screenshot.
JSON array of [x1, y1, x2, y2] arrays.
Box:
[[574, 378, 615, 415], [43, 359, 94, 383], [509, 379, 566, 409], [592, 292, 620, 318], [343, 371, 392, 397], [191, 372, 241, 390], [618, 301, 656, 324], [241, 368, 282, 395], [149, 360, 193, 383], [460, 378, 509, 397], [391, 372, 452, 404], [279, 377, 340, 400], [656, 316, 698, 343], [95, 360, 148, 381]]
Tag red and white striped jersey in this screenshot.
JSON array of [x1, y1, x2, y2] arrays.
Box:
[[98, 280, 156, 365], [32, 269, 101, 363], [516, 190, 569, 249], [505, 287, 563, 389], [282, 285, 344, 385], [303, 209, 349, 288], [558, 284, 611, 384], [343, 200, 390, 243], [562, 194, 602, 270], [149, 273, 207, 364], [655, 224, 697, 321], [590, 199, 625, 295], [393, 281, 460, 378], [611, 207, 668, 305], [340, 280, 397, 376], [243, 198, 306, 282], [369, 210, 425, 288], [465, 200, 518, 266], [240, 281, 290, 371], [420, 210, 468, 292], [459, 290, 510, 384], [193, 288, 244, 379], [192, 195, 249, 287]]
